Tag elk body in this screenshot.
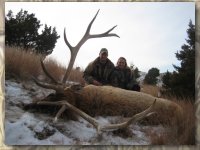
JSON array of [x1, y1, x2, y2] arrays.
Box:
[[34, 84, 183, 125], [75, 85, 183, 121], [25, 10, 183, 133]]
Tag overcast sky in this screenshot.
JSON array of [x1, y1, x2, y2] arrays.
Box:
[[5, 2, 195, 73]]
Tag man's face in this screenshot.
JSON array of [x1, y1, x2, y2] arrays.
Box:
[[99, 52, 108, 63]]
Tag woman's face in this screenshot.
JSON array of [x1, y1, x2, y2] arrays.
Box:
[[117, 58, 126, 69]]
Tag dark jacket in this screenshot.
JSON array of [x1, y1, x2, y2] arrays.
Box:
[[110, 66, 137, 90], [83, 57, 115, 85]]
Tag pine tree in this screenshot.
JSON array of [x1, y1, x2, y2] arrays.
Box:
[[130, 63, 140, 80], [5, 9, 60, 56], [133, 67, 140, 79], [35, 25, 60, 55], [144, 67, 160, 85], [162, 70, 172, 89], [162, 20, 195, 99]]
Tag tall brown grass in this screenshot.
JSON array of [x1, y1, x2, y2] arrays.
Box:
[[170, 97, 195, 145], [142, 84, 195, 145], [5, 46, 85, 84], [5, 47, 42, 80]]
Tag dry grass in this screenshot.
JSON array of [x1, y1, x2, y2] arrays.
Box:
[[69, 68, 85, 85], [5, 46, 85, 84], [145, 128, 172, 145], [141, 84, 161, 97], [171, 97, 195, 145], [5, 47, 42, 80], [142, 84, 195, 145], [147, 100, 195, 145]]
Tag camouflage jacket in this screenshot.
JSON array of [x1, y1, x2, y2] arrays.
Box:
[[83, 57, 115, 85], [110, 66, 137, 90]]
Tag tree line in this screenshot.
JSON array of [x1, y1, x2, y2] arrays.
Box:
[[5, 9, 195, 101]]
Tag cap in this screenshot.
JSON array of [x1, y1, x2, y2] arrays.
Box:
[[99, 48, 108, 55]]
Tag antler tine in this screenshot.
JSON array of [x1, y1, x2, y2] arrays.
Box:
[[32, 58, 63, 92], [62, 100, 101, 131], [100, 99, 157, 132], [32, 77, 63, 92], [64, 28, 73, 51], [85, 9, 100, 36], [54, 105, 67, 122], [40, 59, 58, 84], [89, 25, 120, 39]]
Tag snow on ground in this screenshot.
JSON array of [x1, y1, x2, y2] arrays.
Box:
[[5, 80, 165, 145]]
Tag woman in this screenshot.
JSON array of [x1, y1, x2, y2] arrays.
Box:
[[110, 57, 140, 91]]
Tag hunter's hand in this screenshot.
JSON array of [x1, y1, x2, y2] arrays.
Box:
[[93, 80, 102, 86]]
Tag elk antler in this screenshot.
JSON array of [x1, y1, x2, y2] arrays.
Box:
[[34, 9, 119, 90], [36, 99, 156, 134]]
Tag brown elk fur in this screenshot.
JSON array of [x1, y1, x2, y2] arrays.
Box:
[[62, 85, 183, 125]]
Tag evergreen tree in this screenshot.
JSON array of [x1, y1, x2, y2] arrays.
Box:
[[162, 70, 172, 89], [144, 67, 160, 85], [162, 20, 195, 99], [5, 9, 60, 56], [35, 25, 60, 55], [133, 67, 140, 79], [130, 63, 140, 80]]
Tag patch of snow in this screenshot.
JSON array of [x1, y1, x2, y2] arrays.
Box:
[[5, 113, 42, 145], [5, 112, 73, 145], [5, 80, 31, 104], [63, 120, 97, 142]]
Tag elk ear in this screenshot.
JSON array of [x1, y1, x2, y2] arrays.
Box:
[[64, 84, 83, 92]]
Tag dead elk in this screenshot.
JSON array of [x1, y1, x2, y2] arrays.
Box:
[[23, 10, 183, 133], [26, 84, 183, 124]]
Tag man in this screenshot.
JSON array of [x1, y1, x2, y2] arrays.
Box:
[[83, 48, 114, 86], [110, 57, 140, 91]]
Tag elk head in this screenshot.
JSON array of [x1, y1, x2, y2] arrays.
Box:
[[31, 10, 156, 134]]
